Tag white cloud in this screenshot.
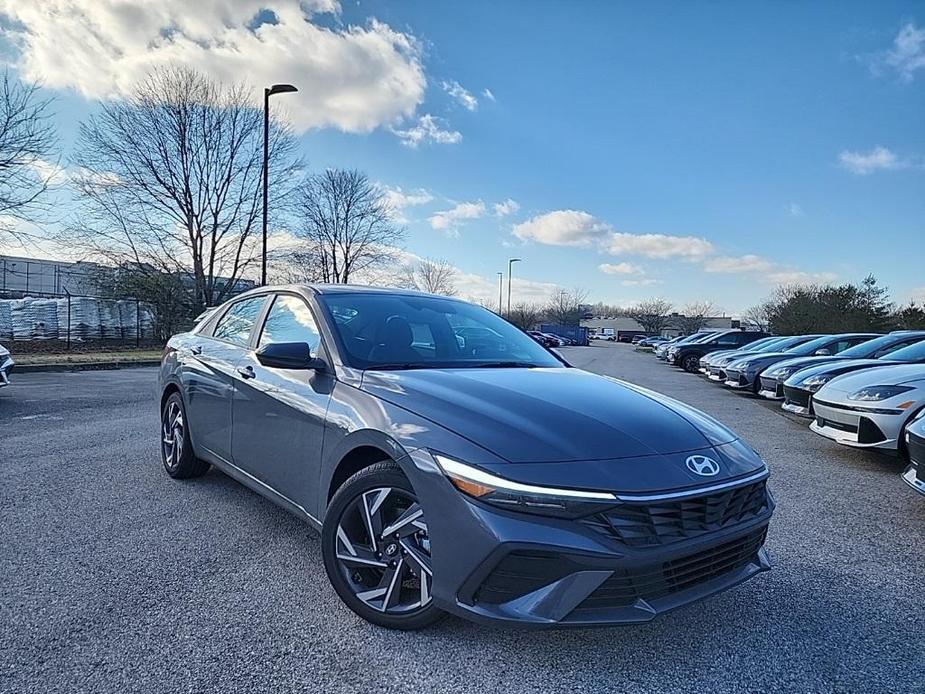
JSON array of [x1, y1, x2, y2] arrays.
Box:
[[482, 88, 496, 102], [605, 232, 714, 259], [620, 278, 662, 287], [703, 254, 776, 274], [442, 80, 478, 111], [428, 201, 486, 235], [512, 210, 611, 247], [392, 114, 462, 148], [493, 199, 520, 217], [838, 146, 906, 174], [885, 22, 925, 82], [378, 184, 433, 223], [30, 159, 69, 186], [766, 270, 838, 286], [0, 0, 426, 134], [598, 262, 643, 275], [788, 202, 803, 217]]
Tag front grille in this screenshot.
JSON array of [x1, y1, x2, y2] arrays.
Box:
[[580, 479, 770, 547], [816, 416, 857, 433], [909, 431, 925, 469], [783, 385, 811, 408], [578, 527, 767, 610], [474, 551, 581, 604]]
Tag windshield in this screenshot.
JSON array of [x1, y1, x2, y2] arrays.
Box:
[[785, 334, 844, 356], [839, 333, 924, 359], [742, 336, 785, 351], [881, 338, 925, 363], [318, 292, 564, 370]]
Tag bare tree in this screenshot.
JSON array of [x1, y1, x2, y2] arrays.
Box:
[[402, 257, 458, 295], [67, 66, 299, 308], [0, 71, 57, 240], [743, 302, 772, 331], [292, 169, 404, 284], [676, 301, 717, 334], [505, 302, 544, 330], [544, 287, 590, 325], [627, 298, 674, 334]]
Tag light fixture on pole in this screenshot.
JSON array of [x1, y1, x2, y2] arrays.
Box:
[[497, 272, 503, 314], [507, 258, 521, 314], [261, 83, 298, 286]]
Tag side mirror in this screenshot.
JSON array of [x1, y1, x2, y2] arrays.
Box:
[[255, 342, 324, 370], [814, 348, 831, 356]]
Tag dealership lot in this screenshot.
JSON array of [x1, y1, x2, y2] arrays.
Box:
[[2, 348, 923, 694]]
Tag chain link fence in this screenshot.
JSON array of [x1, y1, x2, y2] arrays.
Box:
[[0, 290, 157, 350]]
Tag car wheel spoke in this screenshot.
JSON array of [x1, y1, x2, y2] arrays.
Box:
[[380, 503, 423, 539]]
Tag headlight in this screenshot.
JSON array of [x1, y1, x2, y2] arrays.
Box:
[[767, 365, 797, 379], [434, 454, 616, 518], [801, 374, 833, 392], [847, 385, 914, 402]]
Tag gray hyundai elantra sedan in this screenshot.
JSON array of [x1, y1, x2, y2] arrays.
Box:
[[158, 285, 774, 629]]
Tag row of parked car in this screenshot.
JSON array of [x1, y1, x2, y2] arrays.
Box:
[[527, 330, 581, 348], [636, 329, 925, 498]]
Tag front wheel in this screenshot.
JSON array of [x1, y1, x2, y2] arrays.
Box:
[[160, 392, 209, 479], [681, 354, 700, 373], [322, 462, 443, 630]]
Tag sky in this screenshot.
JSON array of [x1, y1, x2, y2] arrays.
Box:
[[0, 0, 923, 314]]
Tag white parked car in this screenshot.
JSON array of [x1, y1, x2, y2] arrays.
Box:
[[810, 363, 925, 454], [0, 343, 13, 388]]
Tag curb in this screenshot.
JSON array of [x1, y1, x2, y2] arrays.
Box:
[[14, 360, 160, 374]]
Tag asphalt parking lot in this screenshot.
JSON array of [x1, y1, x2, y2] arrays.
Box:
[[2, 346, 923, 694]]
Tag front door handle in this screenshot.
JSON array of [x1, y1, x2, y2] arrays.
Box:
[[190, 345, 202, 355], [237, 365, 256, 380]]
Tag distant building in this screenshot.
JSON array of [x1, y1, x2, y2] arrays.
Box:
[[0, 254, 255, 299], [582, 313, 738, 339]]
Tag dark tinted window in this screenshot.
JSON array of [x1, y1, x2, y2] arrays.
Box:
[[259, 295, 322, 353], [212, 296, 266, 346], [318, 292, 562, 370], [839, 333, 925, 359], [882, 339, 925, 362]]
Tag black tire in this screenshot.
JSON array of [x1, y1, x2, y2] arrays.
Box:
[[160, 392, 209, 479], [322, 461, 444, 630], [681, 353, 700, 373]]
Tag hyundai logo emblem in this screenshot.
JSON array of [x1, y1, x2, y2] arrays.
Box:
[[685, 455, 721, 477]]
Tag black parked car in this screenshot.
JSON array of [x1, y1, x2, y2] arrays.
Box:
[[669, 331, 771, 372], [158, 285, 774, 629]]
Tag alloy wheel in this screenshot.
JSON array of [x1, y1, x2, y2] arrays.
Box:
[[334, 487, 433, 614], [161, 401, 184, 471]]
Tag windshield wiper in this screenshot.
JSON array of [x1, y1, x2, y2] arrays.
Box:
[[366, 363, 434, 371], [470, 361, 541, 368]]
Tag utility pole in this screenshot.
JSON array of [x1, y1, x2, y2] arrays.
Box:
[[497, 272, 503, 314], [507, 258, 521, 314], [261, 83, 298, 285]]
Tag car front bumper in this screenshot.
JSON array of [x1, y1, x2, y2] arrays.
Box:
[[809, 398, 907, 452], [757, 376, 785, 400], [723, 369, 756, 391], [781, 385, 813, 417], [0, 355, 13, 387], [902, 429, 925, 496], [405, 450, 773, 627]]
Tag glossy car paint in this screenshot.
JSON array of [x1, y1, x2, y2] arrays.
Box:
[[697, 336, 787, 374], [159, 285, 773, 626], [669, 330, 771, 372], [809, 363, 925, 453], [0, 343, 13, 388], [700, 336, 821, 381], [781, 335, 925, 417], [755, 333, 882, 400], [722, 334, 876, 393]]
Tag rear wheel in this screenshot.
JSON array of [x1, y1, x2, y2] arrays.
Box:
[[681, 353, 700, 373], [160, 392, 209, 479], [322, 461, 443, 630]]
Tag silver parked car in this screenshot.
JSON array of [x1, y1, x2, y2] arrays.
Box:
[[0, 343, 13, 388], [810, 363, 925, 454]]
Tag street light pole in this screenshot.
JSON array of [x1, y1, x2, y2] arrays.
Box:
[[262, 83, 298, 286], [497, 272, 503, 314], [507, 258, 521, 314]]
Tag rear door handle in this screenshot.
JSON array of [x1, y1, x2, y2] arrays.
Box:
[[237, 365, 256, 380]]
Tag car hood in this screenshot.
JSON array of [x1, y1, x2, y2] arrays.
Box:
[[728, 352, 797, 370], [786, 358, 885, 384], [711, 349, 765, 366], [819, 363, 925, 395], [361, 367, 739, 464], [763, 355, 846, 375]]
